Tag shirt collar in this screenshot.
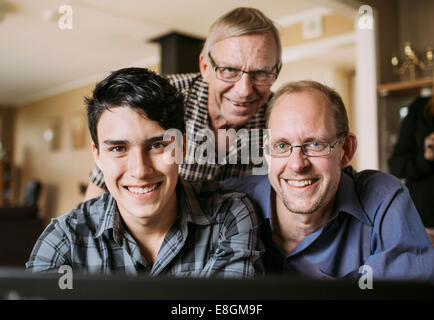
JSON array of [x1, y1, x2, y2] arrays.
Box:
[[331, 169, 373, 226], [94, 192, 121, 240], [177, 178, 213, 226], [261, 169, 372, 226]]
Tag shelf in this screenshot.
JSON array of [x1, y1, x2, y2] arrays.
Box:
[[377, 78, 433, 95]]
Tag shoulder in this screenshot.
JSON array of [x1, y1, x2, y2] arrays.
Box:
[[185, 180, 260, 227], [221, 175, 269, 210], [346, 166, 402, 191], [202, 185, 256, 214], [221, 175, 270, 220], [209, 190, 260, 232], [222, 175, 268, 193], [343, 167, 408, 219], [26, 193, 114, 272], [345, 167, 405, 200], [406, 96, 431, 118], [409, 96, 430, 110], [49, 193, 112, 239], [166, 73, 202, 91]]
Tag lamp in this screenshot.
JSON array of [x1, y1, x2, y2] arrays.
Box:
[[391, 42, 433, 81]]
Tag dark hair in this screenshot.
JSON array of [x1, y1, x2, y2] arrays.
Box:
[[86, 67, 185, 149]]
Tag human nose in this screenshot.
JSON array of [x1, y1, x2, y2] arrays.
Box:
[[128, 148, 154, 178], [285, 146, 310, 172], [234, 72, 254, 97]]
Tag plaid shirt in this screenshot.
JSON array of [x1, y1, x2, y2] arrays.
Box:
[[89, 73, 268, 188], [26, 179, 263, 278]]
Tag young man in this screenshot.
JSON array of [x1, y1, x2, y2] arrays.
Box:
[[26, 68, 263, 277], [224, 80, 434, 281], [85, 7, 281, 199]]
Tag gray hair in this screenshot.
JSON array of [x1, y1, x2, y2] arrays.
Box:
[[201, 7, 282, 66]]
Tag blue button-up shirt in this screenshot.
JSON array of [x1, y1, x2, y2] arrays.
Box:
[[223, 167, 434, 281]]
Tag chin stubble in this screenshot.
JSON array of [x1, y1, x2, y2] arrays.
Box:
[[277, 179, 326, 215]]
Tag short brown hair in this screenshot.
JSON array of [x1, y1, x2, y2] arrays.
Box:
[[201, 7, 281, 66], [266, 80, 349, 135]]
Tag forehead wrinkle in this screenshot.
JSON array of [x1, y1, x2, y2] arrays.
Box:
[[212, 34, 277, 70]]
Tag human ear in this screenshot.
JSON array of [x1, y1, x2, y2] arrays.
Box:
[[340, 133, 357, 168], [199, 54, 211, 82], [92, 143, 102, 169]]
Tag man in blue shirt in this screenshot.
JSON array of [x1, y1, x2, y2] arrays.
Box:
[[224, 80, 434, 281]]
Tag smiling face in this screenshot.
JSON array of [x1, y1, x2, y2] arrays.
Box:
[[200, 32, 278, 129], [92, 107, 179, 226], [267, 91, 356, 218]]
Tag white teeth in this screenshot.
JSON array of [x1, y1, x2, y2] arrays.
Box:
[[231, 100, 252, 106], [128, 183, 159, 194], [286, 179, 315, 187]]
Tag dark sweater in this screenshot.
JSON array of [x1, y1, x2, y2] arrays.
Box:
[[389, 96, 434, 227]]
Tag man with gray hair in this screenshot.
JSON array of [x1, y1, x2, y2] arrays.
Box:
[[85, 7, 281, 199], [224, 80, 434, 282]]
